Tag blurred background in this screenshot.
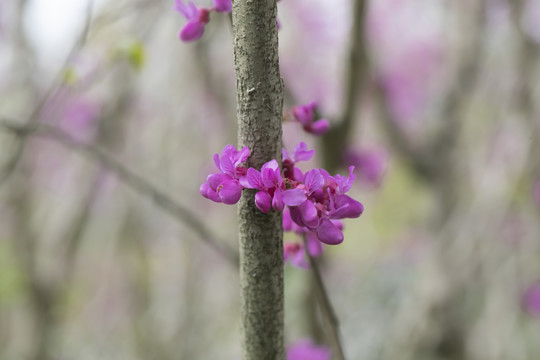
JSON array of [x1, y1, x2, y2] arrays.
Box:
[[1, 0, 540, 359]]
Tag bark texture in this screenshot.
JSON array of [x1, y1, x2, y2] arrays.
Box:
[[232, 1, 284, 359]]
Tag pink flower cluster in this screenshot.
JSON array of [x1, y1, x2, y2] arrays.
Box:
[[287, 101, 330, 136], [174, 0, 231, 42], [200, 143, 364, 246]]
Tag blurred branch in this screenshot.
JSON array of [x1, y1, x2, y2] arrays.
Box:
[[0, 119, 239, 267], [510, 0, 540, 124], [0, 2, 94, 189], [321, 0, 367, 172], [510, 1, 540, 181], [305, 244, 346, 360], [340, 0, 368, 138], [372, 0, 487, 185]]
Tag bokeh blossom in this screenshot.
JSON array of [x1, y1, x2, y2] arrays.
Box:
[[288, 101, 330, 135], [343, 147, 388, 188], [212, 0, 231, 13], [287, 339, 331, 360], [174, 0, 231, 42], [522, 281, 540, 317], [283, 242, 309, 269], [174, 0, 210, 42]]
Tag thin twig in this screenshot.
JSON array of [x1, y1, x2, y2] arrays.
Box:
[[0, 120, 239, 267], [0, 2, 94, 188], [304, 237, 346, 360], [321, 0, 367, 172]]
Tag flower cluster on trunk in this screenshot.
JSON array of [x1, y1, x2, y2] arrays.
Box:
[[200, 142, 364, 247]]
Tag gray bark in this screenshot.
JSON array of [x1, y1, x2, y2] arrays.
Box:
[[232, 0, 284, 359]]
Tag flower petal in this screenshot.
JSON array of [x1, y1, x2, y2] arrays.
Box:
[[309, 118, 330, 135], [217, 180, 243, 204], [200, 182, 221, 203], [317, 218, 344, 245], [262, 166, 282, 189], [234, 146, 250, 166], [242, 168, 264, 189], [282, 188, 307, 206], [255, 191, 272, 213], [293, 167, 305, 182], [306, 232, 323, 257], [292, 142, 315, 162], [272, 188, 285, 211], [304, 169, 324, 194], [213, 0, 232, 12], [283, 208, 293, 231], [329, 194, 364, 219], [179, 21, 205, 42], [299, 200, 319, 229], [207, 173, 230, 191]]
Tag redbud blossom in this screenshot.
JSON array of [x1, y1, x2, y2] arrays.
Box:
[[200, 145, 249, 205], [283, 242, 309, 269], [212, 0, 231, 13], [287, 339, 331, 360], [523, 281, 540, 317], [343, 147, 388, 187], [174, 0, 210, 42], [290, 101, 330, 136], [200, 143, 363, 247]]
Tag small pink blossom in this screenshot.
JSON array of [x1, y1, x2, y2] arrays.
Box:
[[282, 142, 314, 182], [284, 242, 309, 269], [240, 159, 306, 213], [343, 147, 388, 187], [174, 0, 211, 42], [200, 145, 249, 205], [287, 339, 331, 360], [212, 0, 231, 13], [289, 101, 330, 136], [523, 281, 540, 317]]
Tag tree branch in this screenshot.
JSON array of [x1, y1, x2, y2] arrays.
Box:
[[321, 0, 367, 172], [0, 120, 239, 267], [305, 239, 346, 360], [232, 0, 285, 358]]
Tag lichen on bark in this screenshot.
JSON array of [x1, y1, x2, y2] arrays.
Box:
[[231, 0, 285, 359]]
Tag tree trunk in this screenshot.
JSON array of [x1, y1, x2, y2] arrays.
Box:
[[231, 1, 284, 360]]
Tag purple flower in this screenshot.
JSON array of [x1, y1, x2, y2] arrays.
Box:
[[283, 208, 329, 258], [174, 0, 211, 42], [214, 144, 250, 178], [240, 159, 306, 213], [289, 166, 363, 245], [523, 281, 540, 317], [201, 143, 363, 249], [290, 101, 330, 136], [200, 145, 249, 205], [343, 148, 388, 187], [287, 339, 331, 360], [212, 0, 231, 13], [284, 242, 309, 269], [282, 142, 315, 181]]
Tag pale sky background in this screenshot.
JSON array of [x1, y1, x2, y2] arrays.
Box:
[[23, 0, 107, 67]]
